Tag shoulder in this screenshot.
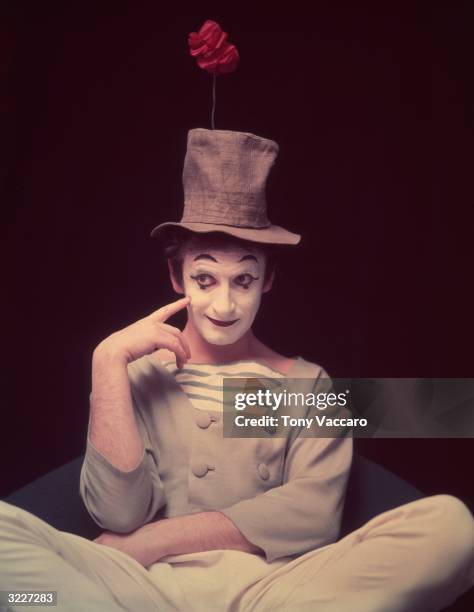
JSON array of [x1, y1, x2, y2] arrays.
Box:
[[253, 340, 329, 379], [262, 353, 298, 376], [294, 357, 331, 379]]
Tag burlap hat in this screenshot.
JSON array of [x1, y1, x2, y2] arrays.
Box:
[[150, 128, 301, 245]]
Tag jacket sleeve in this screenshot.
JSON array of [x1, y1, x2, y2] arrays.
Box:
[[79, 368, 166, 533], [218, 369, 353, 562]]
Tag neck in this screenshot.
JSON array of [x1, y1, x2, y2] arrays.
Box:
[[181, 320, 259, 364]]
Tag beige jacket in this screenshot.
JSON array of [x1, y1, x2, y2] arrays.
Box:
[[79, 355, 353, 563]]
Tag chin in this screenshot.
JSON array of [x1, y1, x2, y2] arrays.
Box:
[[205, 333, 241, 346], [200, 323, 248, 347]]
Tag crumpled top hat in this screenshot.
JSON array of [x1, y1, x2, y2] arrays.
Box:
[[150, 128, 301, 245]]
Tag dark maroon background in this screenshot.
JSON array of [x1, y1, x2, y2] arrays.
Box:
[[2, 4, 473, 514]]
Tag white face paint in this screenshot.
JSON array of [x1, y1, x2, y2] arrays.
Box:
[[181, 244, 267, 346]]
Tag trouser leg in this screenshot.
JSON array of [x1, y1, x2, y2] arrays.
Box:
[[0, 501, 180, 612], [241, 495, 474, 612]]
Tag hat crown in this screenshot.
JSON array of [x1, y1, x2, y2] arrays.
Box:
[[181, 128, 279, 228], [150, 128, 301, 246]]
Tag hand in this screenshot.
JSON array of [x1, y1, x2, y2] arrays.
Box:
[[93, 522, 165, 569], [95, 296, 192, 368]]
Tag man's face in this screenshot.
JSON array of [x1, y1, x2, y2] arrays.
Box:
[[179, 243, 269, 346]]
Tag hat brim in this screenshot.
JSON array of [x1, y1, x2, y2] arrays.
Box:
[[150, 222, 301, 245]]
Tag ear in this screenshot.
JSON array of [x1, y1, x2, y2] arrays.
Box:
[[262, 266, 275, 293], [167, 260, 185, 295]]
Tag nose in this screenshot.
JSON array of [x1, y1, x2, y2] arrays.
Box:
[[211, 283, 237, 319]]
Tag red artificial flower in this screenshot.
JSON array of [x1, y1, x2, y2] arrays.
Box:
[[188, 20, 239, 75]]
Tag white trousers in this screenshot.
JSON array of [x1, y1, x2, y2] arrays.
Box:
[[0, 495, 473, 612]]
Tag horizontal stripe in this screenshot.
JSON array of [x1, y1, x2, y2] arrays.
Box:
[[161, 361, 286, 379], [185, 392, 223, 405], [173, 379, 225, 391], [168, 367, 213, 378], [210, 372, 283, 381], [160, 359, 286, 412]]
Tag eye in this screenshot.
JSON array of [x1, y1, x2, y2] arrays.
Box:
[[234, 273, 259, 289], [190, 273, 216, 290]]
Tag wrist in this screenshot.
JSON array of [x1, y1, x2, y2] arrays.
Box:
[[93, 339, 129, 367], [150, 519, 173, 559]]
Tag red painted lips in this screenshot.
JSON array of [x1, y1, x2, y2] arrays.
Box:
[[206, 316, 238, 327]]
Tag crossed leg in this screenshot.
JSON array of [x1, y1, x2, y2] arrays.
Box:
[[239, 495, 474, 612], [1, 496, 473, 612], [0, 501, 186, 612]]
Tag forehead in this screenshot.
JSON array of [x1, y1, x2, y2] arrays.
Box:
[[182, 240, 265, 266]]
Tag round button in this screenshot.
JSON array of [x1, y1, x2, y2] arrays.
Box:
[[191, 460, 210, 477], [257, 463, 270, 480], [191, 460, 215, 477], [195, 412, 212, 429]]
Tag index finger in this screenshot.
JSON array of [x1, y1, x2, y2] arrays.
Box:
[[153, 296, 191, 323]]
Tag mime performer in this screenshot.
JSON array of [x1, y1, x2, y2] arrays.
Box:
[[0, 125, 473, 612], [1, 19, 474, 612]]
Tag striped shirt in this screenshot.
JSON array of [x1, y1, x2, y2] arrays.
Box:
[[161, 360, 286, 413]]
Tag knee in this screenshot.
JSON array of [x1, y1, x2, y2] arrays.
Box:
[[0, 501, 19, 538], [0, 501, 33, 534], [0, 500, 17, 521], [424, 495, 474, 568], [432, 495, 473, 539]]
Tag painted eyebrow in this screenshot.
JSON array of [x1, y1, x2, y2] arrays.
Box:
[[239, 254, 258, 263], [193, 253, 259, 263], [193, 254, 217, 262]]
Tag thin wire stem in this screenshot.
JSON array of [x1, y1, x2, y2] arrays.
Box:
[[211, 72, 216, 129]]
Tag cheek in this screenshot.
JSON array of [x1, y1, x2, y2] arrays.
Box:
[[235, 289, 262, 314], [184, 283, 210, 313]]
